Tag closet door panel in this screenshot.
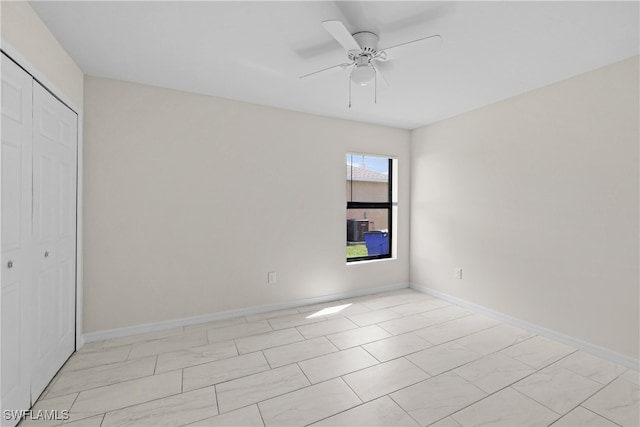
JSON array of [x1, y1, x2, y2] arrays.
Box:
[[1, 143, 21, 249], [1, 54, 33, 427], [31, 82, 77, 402]]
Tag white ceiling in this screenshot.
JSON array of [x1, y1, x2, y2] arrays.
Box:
[[30, 1, 639, 129]]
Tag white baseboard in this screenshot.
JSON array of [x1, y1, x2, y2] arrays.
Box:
[[83, 283, 409, 344], [410, 283, 639, 371]]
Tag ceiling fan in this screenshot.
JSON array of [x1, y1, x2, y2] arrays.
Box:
[[300, 20, 442, 107]]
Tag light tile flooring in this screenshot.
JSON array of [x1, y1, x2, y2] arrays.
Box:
[[20, 289, 639, 427]]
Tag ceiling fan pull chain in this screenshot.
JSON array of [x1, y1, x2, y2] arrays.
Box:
[[374, 70, 378, 104], [348, 77, 352, 108]]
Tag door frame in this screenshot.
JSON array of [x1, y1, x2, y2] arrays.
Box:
[[1, 39, 84, 351]]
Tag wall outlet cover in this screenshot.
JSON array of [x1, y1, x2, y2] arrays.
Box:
[[268, 271, 277, 284]]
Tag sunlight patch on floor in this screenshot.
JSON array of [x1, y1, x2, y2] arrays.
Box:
[[306, 303, 352, 319]]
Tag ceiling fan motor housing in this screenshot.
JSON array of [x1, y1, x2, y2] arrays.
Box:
[[349, 31, 379, 59]]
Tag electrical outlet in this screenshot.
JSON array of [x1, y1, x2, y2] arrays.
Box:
[[267, 271, 277, 284], [454, 268, 463, 280]]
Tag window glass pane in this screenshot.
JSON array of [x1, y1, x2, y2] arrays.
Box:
[[346, 154, 389, 203], [346, 209, 389, 258]]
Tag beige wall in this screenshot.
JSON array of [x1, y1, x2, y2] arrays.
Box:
[[410, 56, 639, 359], [83, 76, 410, 333], [1, 0, 84, 108]]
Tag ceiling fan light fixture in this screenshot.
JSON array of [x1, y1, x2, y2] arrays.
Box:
[[350, 64, 375, 86]]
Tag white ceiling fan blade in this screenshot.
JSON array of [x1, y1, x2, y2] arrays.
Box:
[[322, 20, 361, 52], [299, 62, 352, 80], [380, 34, 442, 61]]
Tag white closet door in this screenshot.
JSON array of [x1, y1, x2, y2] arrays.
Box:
[[30, 82, 77, 401], [1, 54, 33, 426]]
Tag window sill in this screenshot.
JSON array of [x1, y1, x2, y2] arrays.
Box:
[[346, 257, 396, 266]]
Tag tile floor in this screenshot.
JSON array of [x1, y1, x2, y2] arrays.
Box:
[[19, 289, 639, 427]]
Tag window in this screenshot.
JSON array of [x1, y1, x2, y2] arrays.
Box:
[[346, 153, 395, 262]]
